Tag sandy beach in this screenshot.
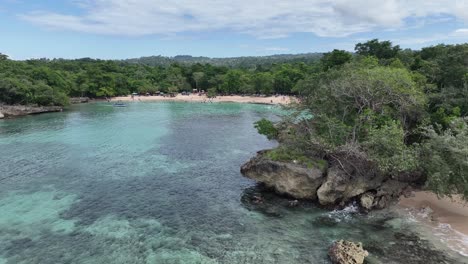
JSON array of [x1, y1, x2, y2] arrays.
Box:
[[399, 191, 468, 256], [111, 94, 295, 105], [399, 191, 468, 234]]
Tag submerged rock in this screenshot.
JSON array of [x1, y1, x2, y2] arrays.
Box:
[[328, 240, 368, 264], [311, 215, 340, 227], [288, 199, 299, 207], [240, 150, 326, 200]]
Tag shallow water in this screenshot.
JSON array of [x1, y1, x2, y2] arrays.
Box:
[[0, 102, 466, 264]]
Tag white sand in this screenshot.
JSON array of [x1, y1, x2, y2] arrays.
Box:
[[111, 94, 295, 105]]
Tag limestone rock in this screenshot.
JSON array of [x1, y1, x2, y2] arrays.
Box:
[[316, 165, 385, 206], [376, 195, 388, 209], [240, 151, 326, 200], [359, 192, 374, 210], [241, 148, 418, 210], [70, 97, 89, 104], [328, 240, 369, 264], [0, 105, 62, 117]]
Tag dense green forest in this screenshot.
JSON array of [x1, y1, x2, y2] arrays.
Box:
[[255, 40, 468, 200], [0, 52, 320, 106], [124, 53, 323, 67]]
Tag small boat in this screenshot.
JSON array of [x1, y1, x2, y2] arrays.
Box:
[[113, 102, 127, 107]]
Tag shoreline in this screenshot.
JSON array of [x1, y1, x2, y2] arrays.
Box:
[[398, 191, 468, 256], [111, 94, 294, 105], [0, 105, 63, 119]]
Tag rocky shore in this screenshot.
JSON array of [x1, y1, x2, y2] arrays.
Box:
[[0, 105, 63, 118], [241, 150, 420, 210], [69, 97, 90, 104]]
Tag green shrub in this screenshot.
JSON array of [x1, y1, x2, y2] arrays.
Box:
[[266, 147, 327, 170], [419, 118, 468, 200], [254, 119, 278, 140]]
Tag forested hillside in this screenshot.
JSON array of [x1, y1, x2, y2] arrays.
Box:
[[123, 53, 323, 67]]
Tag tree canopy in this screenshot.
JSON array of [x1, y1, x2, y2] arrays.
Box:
[[256, 41, 468, 200], [0, 55, 318, 106]]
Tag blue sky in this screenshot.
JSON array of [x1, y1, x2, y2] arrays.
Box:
[[1, 0, 467, 60]]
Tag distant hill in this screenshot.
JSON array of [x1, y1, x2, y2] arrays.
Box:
[[123, 53, 323, 68]]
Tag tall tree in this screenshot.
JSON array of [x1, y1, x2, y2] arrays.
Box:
[[192, 72, 205, 92], [321, 49, 352, 70], [355, 39, 401, 60]]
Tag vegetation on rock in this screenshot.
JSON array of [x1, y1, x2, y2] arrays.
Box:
[[255, 40, 468, 201]]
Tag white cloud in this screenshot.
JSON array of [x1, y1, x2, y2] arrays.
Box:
[[392, 28, 468, 46], [19, 0, 468, 38], [263, 47, 290, 52], [452, 28, 468, 37]]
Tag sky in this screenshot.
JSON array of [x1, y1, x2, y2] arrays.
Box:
[[1, 0, 468, 60]]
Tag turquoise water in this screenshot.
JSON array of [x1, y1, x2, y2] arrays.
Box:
[[0, 102, 466, 264]]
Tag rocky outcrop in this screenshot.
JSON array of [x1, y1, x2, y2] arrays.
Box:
[[241, 150, 420, 209], [240, 150, 326, 200], [328, 240, 368, 264], [316, 165, 385, 206], [70, 97, 89, 104], [0, 105, 63, 118]]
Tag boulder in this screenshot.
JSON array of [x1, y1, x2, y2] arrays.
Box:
[[328, 240, 369, 264], [240, 151, 326, 200], [316, 165, 385, 206], [0, 112, 4, 119], [359, 192, 374, 210]]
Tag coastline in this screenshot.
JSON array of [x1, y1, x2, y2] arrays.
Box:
[[399, 191, 468, 235], [398, 191, 468, 256], [0, 105, 63, 118], [111, 94, 294, 105]]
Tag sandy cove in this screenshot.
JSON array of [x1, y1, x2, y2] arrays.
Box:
[[111, 94, 294, 105], [399, 191, 468, 235], [106, 95, 468, 255], [399, 191, 468, 256]]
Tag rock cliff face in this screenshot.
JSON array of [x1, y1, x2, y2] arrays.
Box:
[[241, 151, 326, 199], [0, 105, 63, 118], [241, 150, 418, 209]]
